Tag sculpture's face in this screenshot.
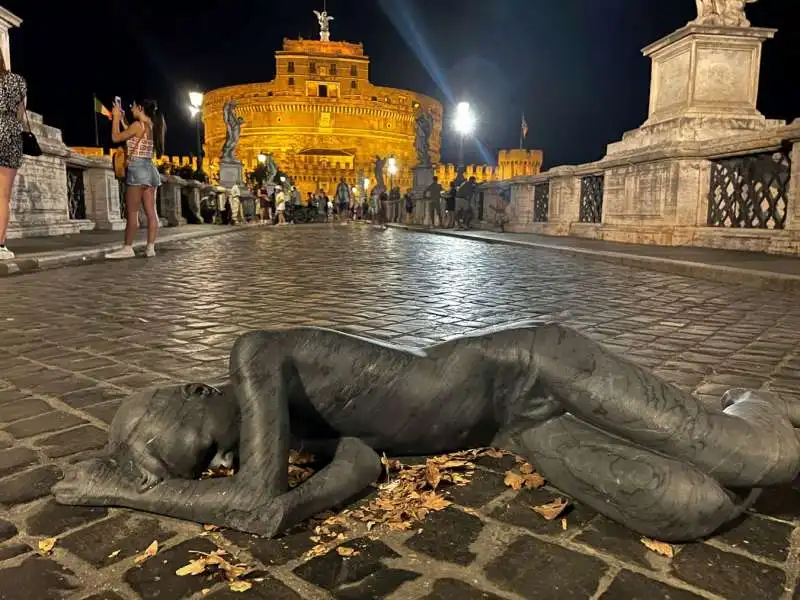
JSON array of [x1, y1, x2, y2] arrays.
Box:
[[110, 384, 240, 489]]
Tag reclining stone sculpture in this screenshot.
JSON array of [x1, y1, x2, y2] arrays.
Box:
[[53, 322, 800, 542]]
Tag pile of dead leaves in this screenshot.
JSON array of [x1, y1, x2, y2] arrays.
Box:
[[176, 549, 258, 593], [343, 448, 506, 533]]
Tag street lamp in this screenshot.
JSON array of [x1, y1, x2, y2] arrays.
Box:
[[188, 91, 204, 174], [257, 152, 267, 164], [387, 157, 398, 190], [453, 101, 475, 186]]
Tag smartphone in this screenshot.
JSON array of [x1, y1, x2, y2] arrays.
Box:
[[113, 96, 122, 107]]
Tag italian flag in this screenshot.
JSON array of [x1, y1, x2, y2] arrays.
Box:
[[95, 97, 112, 120]]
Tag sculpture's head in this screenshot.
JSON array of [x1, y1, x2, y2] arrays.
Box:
[[108, 383, 241, 492]]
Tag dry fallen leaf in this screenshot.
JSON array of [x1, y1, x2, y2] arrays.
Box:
[[523, 472, 546, 490], [641, 538, 675, 558], [336, 546, 360, 557], [203, 524, 220, 532], [108, 550, 121, 559], [176, 559, 209, 577], [520, 462, 534, 474], [201, 589, 212, 596], [229, 581, 253, 592], [532, 498, 569, 521], [561, 518, 568, 531], [37, 538, 57, 555], [504, 471, 525, 491], [425, 460, 442, 490], [134, 541, 159, 564]]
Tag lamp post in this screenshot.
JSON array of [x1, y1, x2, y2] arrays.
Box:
[[453, 101, 475, 187], [188, 91, 204, 175], [387, 157, 398, 190]]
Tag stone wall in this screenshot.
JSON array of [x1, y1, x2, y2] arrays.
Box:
[[478, 121, 800, 256]]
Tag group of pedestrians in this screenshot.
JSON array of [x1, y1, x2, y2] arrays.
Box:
[[423, 175, 479, 230]]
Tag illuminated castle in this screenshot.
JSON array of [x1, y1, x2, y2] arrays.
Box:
[[200, 14, 542, 194]]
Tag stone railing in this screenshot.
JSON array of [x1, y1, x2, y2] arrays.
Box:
[[475, 120, 800, 256], [9, 116, 232, 240]]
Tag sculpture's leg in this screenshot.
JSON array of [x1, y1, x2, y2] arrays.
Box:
[[514, 414, 760, 542], [530, 324, 800, 488]]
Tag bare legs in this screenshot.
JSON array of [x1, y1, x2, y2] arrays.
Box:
[[107, 185, 159, 259], [0, 166, 18, 249], [141, 186, 159, 245]]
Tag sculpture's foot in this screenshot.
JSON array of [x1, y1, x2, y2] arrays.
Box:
[[517, 415, 759, 542]]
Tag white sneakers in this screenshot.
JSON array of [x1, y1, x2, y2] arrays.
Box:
[[0, 246, 15, 260], [105, 244, 157, 260]]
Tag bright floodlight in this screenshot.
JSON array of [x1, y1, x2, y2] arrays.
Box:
[[363, 178, 370, 189], [387, 157, 398, 175], [257, 153, 267, 164], [189, 91, 204, 108], [280, 175, 287, 182], [454, 101, 475, 135], [188, 106, 200, 118]]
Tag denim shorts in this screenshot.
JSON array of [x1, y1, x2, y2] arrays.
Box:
[[126, 158, 162, 188]]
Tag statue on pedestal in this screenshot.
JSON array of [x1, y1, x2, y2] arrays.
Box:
[[693, 0, 758, 27], [373, 155, 386, 192], [414, 107, 434, 168], [263, 153, 278, 187], [53, 322, 800, 543], [314, 10, 334, 42], [221, 101, 244, 162]]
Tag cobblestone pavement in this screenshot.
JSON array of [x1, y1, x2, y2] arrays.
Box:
[[1, 225, 799, 600]]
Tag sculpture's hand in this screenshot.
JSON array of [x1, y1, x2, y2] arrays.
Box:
[[53, 458, 132, 506]]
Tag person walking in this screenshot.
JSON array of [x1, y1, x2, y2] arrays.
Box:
[[424, 176, 443, 228], [404, 190, 414, 225], [0, 55, 27, 260], [106, 99, 166, 259], [444, 180, 457, 228]]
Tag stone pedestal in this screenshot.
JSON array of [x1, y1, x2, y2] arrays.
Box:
[[159, 178, 185, 227], [608, 24, 780, 156], [82, 159, 125, 231], [7, 112, 85, 239], [219, 159, 244, 189], [412, 166, 434, 196]]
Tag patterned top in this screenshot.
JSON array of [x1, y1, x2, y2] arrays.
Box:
[[0, 72, 27, 169], [0, 72, 25, 117], [126, 122, 154, 159]]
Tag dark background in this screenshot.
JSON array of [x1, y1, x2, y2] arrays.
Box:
[[3, 0, 797, 168]]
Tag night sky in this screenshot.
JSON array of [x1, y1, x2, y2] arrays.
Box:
[[3, 0, 797, 168]]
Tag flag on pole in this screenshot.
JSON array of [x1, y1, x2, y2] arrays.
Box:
[[521, 114, 529, 139], [94, 97, 112, 120]]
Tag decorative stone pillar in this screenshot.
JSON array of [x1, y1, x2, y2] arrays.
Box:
[[509, 182, 533, 225], [159, 177, 185, 227], [546, 167, 579, 235], [0, 6, 22, 71], [82, 159, 125, 231], [787, 139, 800, 231]]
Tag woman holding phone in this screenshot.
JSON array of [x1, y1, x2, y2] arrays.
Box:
[[106, 98, 165, 260]]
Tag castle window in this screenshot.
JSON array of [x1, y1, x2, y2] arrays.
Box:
[[268, 91, 273, 96], [350, 65, 357, 77], [309, 62, 317, 74], [330, 63, 337, 75], [371, 96, 377, 102], [319, 84, 329, 98], [288, 77, 295, 86], [288, 61, 295, 73], [350, 80, 357, 90]]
